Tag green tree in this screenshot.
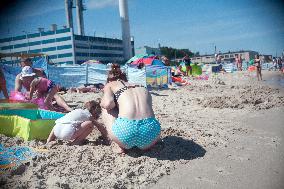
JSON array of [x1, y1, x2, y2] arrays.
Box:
[[160, 46, 195, 60]]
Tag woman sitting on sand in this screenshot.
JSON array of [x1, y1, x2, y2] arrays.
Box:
[[15, 58, 72, 112], [46, 100, 108, 145], [20, 66, 58, 110], [100, 64, 161, 154]]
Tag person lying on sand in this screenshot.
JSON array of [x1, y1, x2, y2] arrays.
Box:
[[46, 100, 108, 145], [100, 63, 161, 154], [68, 84, 104, 93]]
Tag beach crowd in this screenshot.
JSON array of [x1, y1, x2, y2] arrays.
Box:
[[0, 54, 283, 154]]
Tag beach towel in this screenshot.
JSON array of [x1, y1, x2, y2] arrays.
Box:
[[0, 144, 37, 173]]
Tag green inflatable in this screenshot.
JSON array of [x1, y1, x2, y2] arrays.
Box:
[[0, 109, 64, 140], [181, 64, 202, 76], [249, 59, 254, 65]]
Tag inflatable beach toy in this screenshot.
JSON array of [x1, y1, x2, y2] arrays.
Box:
[[9, 91, 26, 101], [9, 91, 48, 109], [248, 66, 256, 72], [172, 77, 190, 85], [181, 64, 202, 76], [0, 100, 38, 110], [0, 109, 64, 140]]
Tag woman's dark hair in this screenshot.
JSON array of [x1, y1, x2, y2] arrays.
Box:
[[107, 63, 128, 83]]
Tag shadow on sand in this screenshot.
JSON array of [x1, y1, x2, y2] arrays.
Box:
[[127, 136, 206, 161]]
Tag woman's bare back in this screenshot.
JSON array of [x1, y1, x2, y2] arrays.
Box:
[[110, 81, 154, 119]]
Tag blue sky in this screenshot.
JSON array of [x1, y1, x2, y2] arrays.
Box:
[[0, 0, 283, 56]]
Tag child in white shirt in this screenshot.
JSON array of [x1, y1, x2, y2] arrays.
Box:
[[46, 100, 107, 145]]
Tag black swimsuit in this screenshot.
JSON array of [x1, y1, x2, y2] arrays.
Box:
[[114, 80, 145, 101]]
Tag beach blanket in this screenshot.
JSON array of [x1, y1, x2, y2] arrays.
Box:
[[0, 144, 37, 172]]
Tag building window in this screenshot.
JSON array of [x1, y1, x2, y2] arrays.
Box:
[[1, 45, 13, 50], [12, 35, 26, 41], [41, 31, 55, 36], [14, 43, 27, 48], [29, 49, 41, 53], [58, 53, 73, 58], [75, 52, 88, 57], [57, 45, 72, 50], [56, 36, 71, 42], [27, 33, 40, 38], [56, 61, 73, 64], [42, 47, 56, 52], [56, 28, 71, 34], [48, 55, 57, 59], [0, 37, 12, 43], [29, 41, 41, 46], [42, 39, 56, 44]]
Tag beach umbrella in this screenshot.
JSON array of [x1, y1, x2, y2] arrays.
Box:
[[126, 54, 155, 64], [129, 56, 165, 66]]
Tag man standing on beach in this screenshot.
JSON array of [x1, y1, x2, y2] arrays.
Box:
[[182, 54, 192, 76]]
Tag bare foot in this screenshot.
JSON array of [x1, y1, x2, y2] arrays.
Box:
[[112, 143, 126, 155]]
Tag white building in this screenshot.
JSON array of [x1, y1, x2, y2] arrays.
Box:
[[0, 27, 134, 65], [191, 50, 259, 64]]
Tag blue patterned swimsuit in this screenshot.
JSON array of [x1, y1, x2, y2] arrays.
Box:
[[112, 81, 161, 149]]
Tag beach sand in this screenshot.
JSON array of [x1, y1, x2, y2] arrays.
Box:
[[1, 70, 283, 189]]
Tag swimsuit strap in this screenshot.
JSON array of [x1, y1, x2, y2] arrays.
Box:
[[114, 80, 128, 101], [114, 81, 146, 101]]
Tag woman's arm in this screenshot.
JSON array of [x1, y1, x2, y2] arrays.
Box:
[[15, 74, 23, 92], [28, 78, 38, 99], [100, 84, 116, 110]]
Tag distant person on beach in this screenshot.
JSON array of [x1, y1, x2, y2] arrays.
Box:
[[161, 56, 170, 66], [173, 65, 185, 76], [182, 54, 192, 76], [100, 63, 161, 154], [235, 54, 242, 71], [277, 57, 282, 71], [272, 57, 277, 71], [21, 66, 58, 110], [15, 58, 72, 112], [68, 84, 104, 93], [215, 53, 222, 64], [0, 67, 9, 99], [46, 100, 108, 145], [254, 55, 262, 81]]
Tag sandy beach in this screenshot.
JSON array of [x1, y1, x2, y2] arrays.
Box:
[[1, 70, 284, 189]]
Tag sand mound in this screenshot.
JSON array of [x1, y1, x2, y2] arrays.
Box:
[[197, 86, 284, 110]]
